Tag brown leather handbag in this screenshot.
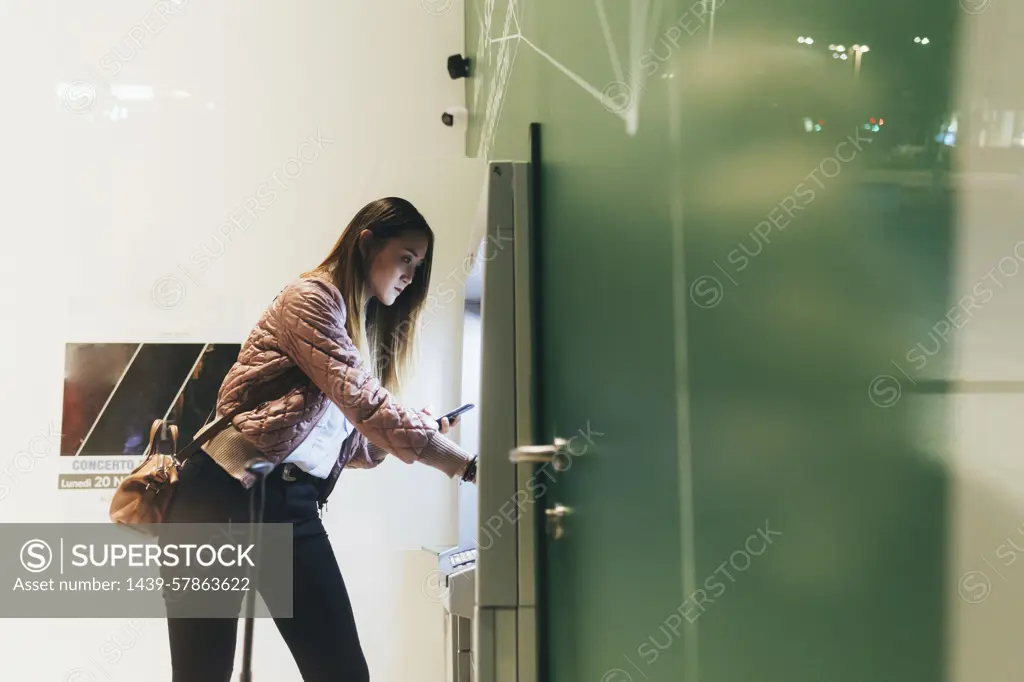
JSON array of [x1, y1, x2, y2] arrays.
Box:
[[109, 419, 191, 534], [109, 369, 302, 535]]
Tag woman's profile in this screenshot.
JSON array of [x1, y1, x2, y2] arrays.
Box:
[[158, 197, 477, 681]]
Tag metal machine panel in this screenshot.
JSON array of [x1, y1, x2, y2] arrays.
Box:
[[517, 605, 538, 682], [472, 161, 539, 682], [476, 162, 520, 609], [495, 608, 518, 682]]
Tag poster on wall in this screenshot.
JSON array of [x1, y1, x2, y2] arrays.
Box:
[[59, 343, 240, 491]]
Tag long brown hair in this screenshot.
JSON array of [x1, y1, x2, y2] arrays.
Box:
[[304, 197, 434, 394]]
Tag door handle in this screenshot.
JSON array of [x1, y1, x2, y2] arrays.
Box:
[[509, 437, 570, 471]]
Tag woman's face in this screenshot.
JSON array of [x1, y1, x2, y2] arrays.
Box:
[[364, 230, 429, 306]]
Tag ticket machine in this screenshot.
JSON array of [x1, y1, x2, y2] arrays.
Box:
[[432, 159, 538, 682]]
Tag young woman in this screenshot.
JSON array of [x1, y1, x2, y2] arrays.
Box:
[[159, 197, 478, 682]]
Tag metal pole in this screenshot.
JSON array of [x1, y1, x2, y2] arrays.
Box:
[[239, 460, 274, 682]]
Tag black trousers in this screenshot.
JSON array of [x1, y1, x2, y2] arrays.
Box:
[[159, 450, 369, 682]]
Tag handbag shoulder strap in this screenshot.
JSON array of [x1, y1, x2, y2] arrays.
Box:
[[175, 367, 305, 462]]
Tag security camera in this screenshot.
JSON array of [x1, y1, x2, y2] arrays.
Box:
[[441, 106, 468, 128], [447, 54, 471, 79]]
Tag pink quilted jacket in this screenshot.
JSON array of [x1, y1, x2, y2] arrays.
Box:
[[211, 275, 474, 489]]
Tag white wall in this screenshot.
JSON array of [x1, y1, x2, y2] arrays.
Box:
[[0, 1, 486, 680], [458, 310, 482, 547]]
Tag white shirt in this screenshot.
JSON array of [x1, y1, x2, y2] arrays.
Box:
[[283, 401, 352, 478]]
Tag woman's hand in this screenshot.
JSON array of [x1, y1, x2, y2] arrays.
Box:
[[421, 406, 460, 435]]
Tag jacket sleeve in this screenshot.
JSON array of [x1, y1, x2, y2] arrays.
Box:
[[344, 436, 476, 483], [342, 430, 388, 470], [275, 277, 472, 479]]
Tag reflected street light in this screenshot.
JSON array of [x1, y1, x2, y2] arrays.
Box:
[[851, 44, 870, 77]]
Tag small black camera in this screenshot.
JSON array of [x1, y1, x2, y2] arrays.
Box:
[[447, 54, 471, 80]]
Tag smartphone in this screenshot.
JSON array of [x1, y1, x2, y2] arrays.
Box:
[[438, 403, 475, 426]]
